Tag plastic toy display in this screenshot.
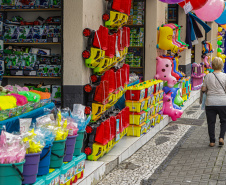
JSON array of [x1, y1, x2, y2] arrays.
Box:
[[162, 92, 183, 121]]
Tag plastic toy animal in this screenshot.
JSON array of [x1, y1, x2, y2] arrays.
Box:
[[154, 57, 177, 88], [157, 26, 182, 54], [163, 86, 181, 110], [191, 63, 205, 90], [163, 92, 183, 121]]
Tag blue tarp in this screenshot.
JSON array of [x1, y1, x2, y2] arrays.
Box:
[[0, 103, 55, 133]]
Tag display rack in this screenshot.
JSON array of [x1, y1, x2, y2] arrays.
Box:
[[1, 2, 63, 105], [126, 0, 146, 80]]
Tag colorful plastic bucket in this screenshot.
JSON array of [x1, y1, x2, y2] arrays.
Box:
[[63, 135, 78, 162], [0, 160, 25, 185], [73, 131, 85, 156], [38, 144, 52, 176], [45, 169, 61, 185], [23, 152, 41, 184], [50, 139, 66, 168]]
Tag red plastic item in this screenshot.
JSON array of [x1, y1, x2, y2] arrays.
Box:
[[112, 0, 122, 12], [122, 107, 130, 128], [93, 25, 109, 51], [94, 81, 110, 104], [123, 64, 130, 84], [95, 120, 110, 145], [120, 0, 132, 15], [125, 88, 144, 101], [105, 33, 116, 58], [101, 69, 116, 93], [109, 116, 116, 139], [179, 0, 208, 10], [122, 27, 130, 49]]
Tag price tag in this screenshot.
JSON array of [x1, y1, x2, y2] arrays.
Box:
[[183, 2, 193, 14]]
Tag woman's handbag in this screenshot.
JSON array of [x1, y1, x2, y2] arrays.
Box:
[[213, 73, 226, 93]]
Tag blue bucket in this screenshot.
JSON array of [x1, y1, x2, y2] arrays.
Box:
[[38, 144, 52, 176]]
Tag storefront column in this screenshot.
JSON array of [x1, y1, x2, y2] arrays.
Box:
[[62, 0, 105, 108], [145, 0, 167, 80], [178, 7, 192, 76], [207, 22, 218, 59]]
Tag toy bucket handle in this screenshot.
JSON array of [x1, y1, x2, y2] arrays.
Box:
[[12, 164, 24, 182], [40, 146, 51, 161], [51, 145, 67, 158]]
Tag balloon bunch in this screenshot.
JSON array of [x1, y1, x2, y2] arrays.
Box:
[[157, 23, 187, 54], [160, 0, 226, 24], [216, 27, 226, 63]]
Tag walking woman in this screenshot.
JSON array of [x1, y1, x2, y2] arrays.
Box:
[[202, 57, 226, 147]]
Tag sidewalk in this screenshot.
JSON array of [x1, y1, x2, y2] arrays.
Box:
[[98, 100, 226, 185]]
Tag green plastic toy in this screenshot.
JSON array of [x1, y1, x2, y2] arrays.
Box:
[[18, 91, 40, 103]]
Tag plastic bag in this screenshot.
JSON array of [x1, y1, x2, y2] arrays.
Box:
[[201, 92, 206, 110]]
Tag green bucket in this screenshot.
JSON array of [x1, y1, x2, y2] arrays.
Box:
[[73, 131, 85, 156], [50, 139, 66, 168], [0, 160, 25, 185]]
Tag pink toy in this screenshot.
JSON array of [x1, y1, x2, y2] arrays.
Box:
[[4, 85, 29, 92], [7, 94, 28, 106], [191, 63, 205, 90], [155, 57, 177, 88], [163, 92, 183, 121], [194, 0, 224, 22], [203, 55, 210, 68]]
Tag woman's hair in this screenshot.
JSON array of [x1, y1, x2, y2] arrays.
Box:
[[212, 57, 224, 70]]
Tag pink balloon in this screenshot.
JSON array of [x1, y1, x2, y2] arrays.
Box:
[[154, 57, 177, 88], [159, 0, 184, 4], [194, 0, 224, 22], [163, 92, 183, 121]]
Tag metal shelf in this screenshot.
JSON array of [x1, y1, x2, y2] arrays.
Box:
[[0, 8, 61, 12], [3, 76, 61, 79]]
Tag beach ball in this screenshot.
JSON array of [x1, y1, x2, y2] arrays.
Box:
[[158, 0, 184, 4], [179, 0, 208, 10], [215, 3, 226, 25], [194, 0, 224, 22], [221, 24, 226, 30]]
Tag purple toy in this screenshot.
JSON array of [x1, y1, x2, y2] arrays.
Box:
[[163, 92, 183, 121], [159, 0, 184, 4], [155, 57, 177, 88], [191, 63, 205, 90]]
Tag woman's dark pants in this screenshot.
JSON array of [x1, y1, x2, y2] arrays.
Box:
[[206, 106, 226, 143]]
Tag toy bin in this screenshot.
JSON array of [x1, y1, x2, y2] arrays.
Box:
[[45, 169, 61, 185], [0, 160, 25, 185], [159, 91, 164, 101], [143, 81, 154, 98], [129, 111, 146, 125], [60, 160, 75, 185], [33, 177, 45, 185], [23, 152, 41, 184], [144, 105, 154, 120], [158, 101, 163, 112], [125, 99, 145, 113], [125, 85, 146, 101], [143, 96, 152, 110], [73, 153, 86, 183], [146, 118, 152, 130], [63, 135, 78, 162], [38, 144, 53, 176], [50, 139, 66, 168], [73, 131, 85, 156], [127, 122, 147, 137], [153, 114, 159, 124], [154, 103, 160, 115]]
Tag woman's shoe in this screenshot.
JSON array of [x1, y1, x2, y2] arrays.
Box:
[[209, 143, 215, 147], [219, 138, 224, 146]]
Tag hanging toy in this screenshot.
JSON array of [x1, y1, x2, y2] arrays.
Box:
[[154, 57, 177, 88], [162, 92, 183, 121]]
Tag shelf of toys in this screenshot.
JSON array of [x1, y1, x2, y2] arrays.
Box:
[[0, 0, 63, 105], [0, 104, 90, 185], [126, 0, 145, 79]]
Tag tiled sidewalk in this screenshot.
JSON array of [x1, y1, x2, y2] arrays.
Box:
[[98, 101, 226, 185]]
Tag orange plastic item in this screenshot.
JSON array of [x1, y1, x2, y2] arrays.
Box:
[[30, 90, 51, 100]]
